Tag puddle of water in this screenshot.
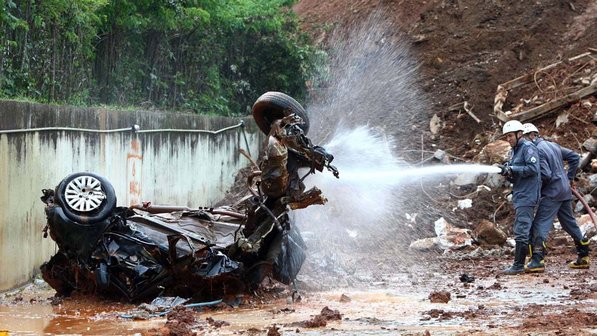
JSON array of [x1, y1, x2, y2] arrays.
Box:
[[211, 288, 469, 333], [0, 303, 163, 335], [0, 305, 52, 335], [200, 288, 469, 335]]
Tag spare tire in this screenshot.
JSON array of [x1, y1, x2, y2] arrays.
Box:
[[55, 172, 117, 224], [252, 92, 310, 135]]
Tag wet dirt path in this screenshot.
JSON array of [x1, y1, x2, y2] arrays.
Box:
[[1, 254, 597, 335]]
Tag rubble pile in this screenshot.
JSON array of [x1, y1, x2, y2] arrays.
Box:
[[411, 50, 597, 257], [494, 50, 597, 123]]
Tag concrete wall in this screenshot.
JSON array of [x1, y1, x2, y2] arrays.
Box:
[[0, 100, 262, 291]]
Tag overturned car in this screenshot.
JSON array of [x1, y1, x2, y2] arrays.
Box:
[[39, 92, 338, 302]]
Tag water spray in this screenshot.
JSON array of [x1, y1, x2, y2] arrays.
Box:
[[295, 11, 502, 279], [339, 164, 501, 186]]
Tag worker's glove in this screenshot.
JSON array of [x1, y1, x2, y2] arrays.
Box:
[[497, 163, 512, 177]]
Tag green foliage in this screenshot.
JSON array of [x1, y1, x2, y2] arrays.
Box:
[[0, 0, 320, 115]]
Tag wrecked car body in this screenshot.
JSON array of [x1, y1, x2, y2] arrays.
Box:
[[39, 92, 338, 302]]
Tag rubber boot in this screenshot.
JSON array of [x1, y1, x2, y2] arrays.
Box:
[[503, 242, 527, 275], [569, 239, 590, 269], [526, 242, 545, 273]]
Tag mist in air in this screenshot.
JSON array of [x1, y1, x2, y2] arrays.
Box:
[[294, 13, 495, 277]]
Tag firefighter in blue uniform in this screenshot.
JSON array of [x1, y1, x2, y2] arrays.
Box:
[[522, 123, 590, 272], [498, 120, 541, 275]]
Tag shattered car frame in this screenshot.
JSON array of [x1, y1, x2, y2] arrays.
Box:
[[39, 92, 338, 302]]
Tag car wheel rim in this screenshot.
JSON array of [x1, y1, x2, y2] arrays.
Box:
[[64, 176, 106, 212]]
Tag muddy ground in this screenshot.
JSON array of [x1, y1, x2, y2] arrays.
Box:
[[1, 238, 596, 335]]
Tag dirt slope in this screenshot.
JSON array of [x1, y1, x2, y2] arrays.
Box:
[[294, 0, 597, 153]]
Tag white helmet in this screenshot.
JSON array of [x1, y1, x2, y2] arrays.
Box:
[[502, 120, 524, 135], [522, 123, 539, 135]]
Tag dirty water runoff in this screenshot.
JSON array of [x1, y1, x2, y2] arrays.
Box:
[[2, 270, 591, 335]]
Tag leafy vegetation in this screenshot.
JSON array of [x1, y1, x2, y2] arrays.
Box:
[[0, 0, 318, 115]]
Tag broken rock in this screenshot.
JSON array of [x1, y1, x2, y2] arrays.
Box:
[[577, 214, 597, 239], [435, 217, 473, 250], [411, 218, 473, 252], [555, 111, 570, 127], [588, 174, 597, 189], [453, 173, 480, 186], [482, 172, 507, 189], [575, 194, 594, 213], [288, 306, 342, 328], [473, 220, 507, 246], [429, 290, 451, 303], [339, 294, 351, 302], [457, 199, 473, 209], [459, 273, 475, 283], [409, 237, 440, 252], [430, 114, 442, 135], [267, 326, 282, 336], [582, 138, 597, 155], [433, 149, 451, 164], [474, 140, 511, 164]]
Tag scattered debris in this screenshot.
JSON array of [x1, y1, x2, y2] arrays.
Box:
[[577, 214, 597, 239], [473, 220, 507, 246], [487, 282, 502, 290], [494, 50, 597, 122], [575, 194, 594, 213], [433, 149, 451, 164], [448, 101, 481, 123], [206, 317, 230, 328], [474, 140, 511, 164], [521, 309, 597, 330], [288, 306, 342, 328], [430, 114, 442, 135], [452, 172, 479, 186], [463, 102, 481, 124], [555, 111, 570, 127], [459, 274, 475, 283], [421, 308, 453, 321], [145, 306, 200, 336], [429, 290, 451, 303], [409, 237, 441, 252], [410, 218, 474, 252], [435, 217, 473, 250], [120, 298, 222, 320], [266, 325, 282, 336], [579, 138, 597, 171], [457, 199, 473, 209]]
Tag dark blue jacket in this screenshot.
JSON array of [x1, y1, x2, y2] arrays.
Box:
[[535, 138, 579, 201], [509, 138, 541, 208]]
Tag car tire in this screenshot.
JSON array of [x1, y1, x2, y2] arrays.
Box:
[[252, 91, 310, 135], [55, 172, 117, 224]]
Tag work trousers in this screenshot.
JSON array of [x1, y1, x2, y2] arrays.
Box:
[[531, 198, 583, 245], [513, 206, 535, 244]]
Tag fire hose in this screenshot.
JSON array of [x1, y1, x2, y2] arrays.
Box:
[[571, 188, 597, 236]]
